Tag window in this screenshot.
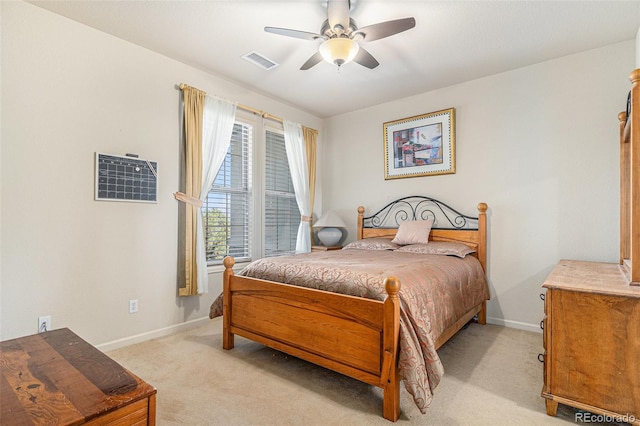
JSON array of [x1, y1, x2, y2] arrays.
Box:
[[264, 130, 300, 257], [202, 114, 300, 265], [202, 122, 252, 264]]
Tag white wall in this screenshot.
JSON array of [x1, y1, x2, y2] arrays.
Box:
[[323, 41, 634, 331], [637, 23, 640, 67], [0, 1, 323, 346]]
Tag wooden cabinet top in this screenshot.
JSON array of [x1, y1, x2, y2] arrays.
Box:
[[0, 328, 156, 425], [543, 259, 640, 298]]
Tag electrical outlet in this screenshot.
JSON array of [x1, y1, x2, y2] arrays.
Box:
[[129, 299, 138, 314], [38, 315, 51, 333]]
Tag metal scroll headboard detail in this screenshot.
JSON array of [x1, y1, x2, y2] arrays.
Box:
[[626, 90, 632, 125], [363, 196, 479, 230]]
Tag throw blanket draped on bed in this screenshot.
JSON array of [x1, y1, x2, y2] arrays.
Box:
[[209, 249, 489, 413]]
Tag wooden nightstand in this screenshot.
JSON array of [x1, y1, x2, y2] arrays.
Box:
[[311, 245, 342, 252], [0, 328, 157, 425]]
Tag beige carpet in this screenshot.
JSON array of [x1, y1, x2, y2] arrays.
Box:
[[107, 319, 614, 425]]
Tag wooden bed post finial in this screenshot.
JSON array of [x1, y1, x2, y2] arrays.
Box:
[[384, 276, 400, 297], [223, 255, 235, 270], [619, 111, 627, 124]]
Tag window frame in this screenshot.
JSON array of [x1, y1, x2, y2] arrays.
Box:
[[204, 111, 299, 271]]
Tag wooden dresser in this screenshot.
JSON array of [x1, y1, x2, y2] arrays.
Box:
[[541, 260, 640, 424], [0, 328, 156, 425]]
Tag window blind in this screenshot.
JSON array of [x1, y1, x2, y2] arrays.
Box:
[[202, 122, 252, 263], [264, 130, 300, 257]]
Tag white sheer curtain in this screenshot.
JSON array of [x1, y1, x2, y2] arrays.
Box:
[[196, 95, 237, 293], [283, 120, 311, 253]]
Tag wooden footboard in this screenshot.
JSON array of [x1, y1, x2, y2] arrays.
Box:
[[222, 256, 487, 421], [222, 256, 402, 421]]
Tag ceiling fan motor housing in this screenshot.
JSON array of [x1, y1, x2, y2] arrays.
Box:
[[320, 18, 359, 39]]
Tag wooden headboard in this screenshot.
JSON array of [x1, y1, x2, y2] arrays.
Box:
[[356, 196, 488, 271]]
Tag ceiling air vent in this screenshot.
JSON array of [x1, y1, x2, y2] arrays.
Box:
[[242, 51, 279, 70]]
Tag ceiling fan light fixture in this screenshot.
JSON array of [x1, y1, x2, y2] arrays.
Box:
[[319, 37, 359, 67]]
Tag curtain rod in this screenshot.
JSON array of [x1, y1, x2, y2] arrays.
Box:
[[179, 83, 317, 133], [178, 83, 282, 123], [237, 103, 283, 124]]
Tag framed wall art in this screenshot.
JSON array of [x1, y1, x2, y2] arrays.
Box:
[[383, 108, 455, 179]]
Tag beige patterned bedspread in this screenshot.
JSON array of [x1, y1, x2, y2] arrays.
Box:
[[209, 249, 489, 413]]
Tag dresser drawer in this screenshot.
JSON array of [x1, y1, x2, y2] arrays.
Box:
[[85, 398, 150, 425], [547, 288, 639, 415]]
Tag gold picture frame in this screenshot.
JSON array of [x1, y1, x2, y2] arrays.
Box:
[[383, 108, 456, 179]]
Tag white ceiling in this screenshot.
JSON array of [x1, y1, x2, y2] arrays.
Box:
[[29, 0, 640, 118]]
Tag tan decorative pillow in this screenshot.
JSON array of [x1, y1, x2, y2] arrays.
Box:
[[396, 242, 476, 258], [390, 219, 434, 245], [342, 237, 400, 251]]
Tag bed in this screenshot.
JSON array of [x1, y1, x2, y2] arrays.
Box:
[[209, 196, 489, 421]]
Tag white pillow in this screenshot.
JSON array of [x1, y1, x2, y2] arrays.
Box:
[[391, 219, 433, 245]]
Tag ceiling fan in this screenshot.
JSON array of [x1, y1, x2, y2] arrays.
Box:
[[264, 0, 416, 70]]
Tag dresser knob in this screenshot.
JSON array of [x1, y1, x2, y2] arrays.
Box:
[[538, 353, 545, 363], [540, 293, 545, 301]]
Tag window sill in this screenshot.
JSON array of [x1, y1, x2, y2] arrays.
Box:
[[207, 261, 251, 275]]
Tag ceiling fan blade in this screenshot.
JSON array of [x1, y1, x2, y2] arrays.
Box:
[[353, 46, 379, 69], [354, 17, 416, 42], [327, 0, 350, 32], [265, 26, 325, 41], [300, 52, 323, 70]]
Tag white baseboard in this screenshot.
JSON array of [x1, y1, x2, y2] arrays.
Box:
[[486, 316, 542, 334], [95, 315, 539, 352], [96, 316, 210, 352]]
